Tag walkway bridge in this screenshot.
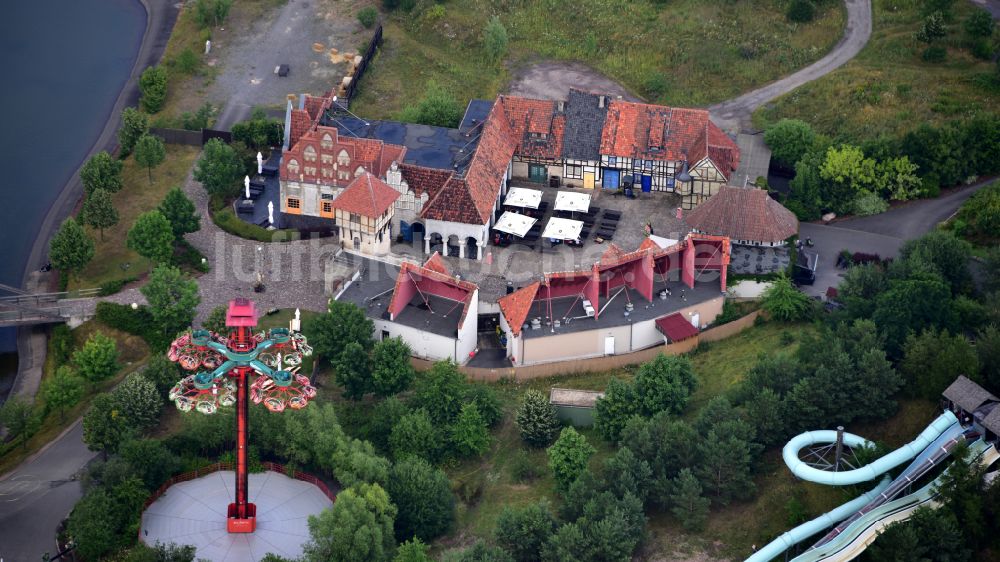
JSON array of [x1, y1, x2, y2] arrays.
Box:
[[0, 283, 100, 328]]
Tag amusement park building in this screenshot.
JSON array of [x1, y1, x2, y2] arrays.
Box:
[[278, 88, 739, 259]]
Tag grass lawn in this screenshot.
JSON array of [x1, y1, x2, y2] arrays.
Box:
[[70, 145, 200, 291], [0, 320, 151, 475], [754, 0, 1000, 142], [351, 0, 845, 119]]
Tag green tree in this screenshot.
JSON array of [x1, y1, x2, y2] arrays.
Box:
[[140, 264, 200, 336], [73, 332, 119, 386], [464, 383, 504, 428], [230, 115, 284, 151], [127, 210, 175, 265], [194, 137, 244, 198], [412, 360, 466, 424], [81, 188, 119, 240], [371, 337, 414, 397], [399, 81, 463, 128], [390, 408, 440, 463], [745, 386, 787, 445], [839, 262, 889, 319], [80, 150, 124, 195], [450, 403, 490, 458], [49, 217, 95, 277], [515, 389, 560, 447], [863, 507, 970, 562], [394, 539, 432, 562], [139, 66, 168, 113], [670, 468, 710, 531], [483, 16, 508, 64], [872, 272, 956, 356], [82, 393, 130, 456], [134, 133, 166, 183], [761, 274, 812, 321], [548, 427, 596, 493], [964, 8, 994, 38], [898, 231, 972, 293], [141, 355, 181, 395], [123, 541, 197, 562], [112, 373, 161, 431], [303, 483, 397, 562], [876, 156, 921, 201], [193, 0, 233, 28], [901, 329, 979, 400], [67, 488, 128, 560], [495, 500, 558, 562], [202, 304, 229, 335], [118, 106, 149, 157], [386, 457, 455, 542], [697, 424, 756, 505], [594, 378, 638, 442], [785, 149, 825, 219], [603, 446, 653, 505], [158, 187, 200, 240], [634, 354, 696, 416], [118, 438, 181, 490], [43, 365, 85, 421], [447, 541, 515, 562], [0, 398, 36, 450], [976, 325, 1000, 394], [764, 119, 816, 168], [357, 6, 378, 28], [308, 300, 375, 365], [786, 0, 815, 23], [334, 341, 373, 399], [819, 145, 878, 214], [916, 12, 947, 44]]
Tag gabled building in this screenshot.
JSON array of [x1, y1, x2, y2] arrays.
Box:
[[329, 172, 400, 255], [497, 234, 730, 366], [599, 100, 739, 209], [684, 185, 799, 246]]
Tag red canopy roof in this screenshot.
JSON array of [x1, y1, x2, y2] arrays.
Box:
[[655, 313, 699, 342]]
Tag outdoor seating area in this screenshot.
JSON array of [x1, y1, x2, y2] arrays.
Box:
[[235, 153, 282, 228], [730, 244, 791, 274], [491, 186, 624, 250]]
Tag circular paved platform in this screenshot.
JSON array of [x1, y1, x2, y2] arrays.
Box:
[[140, 470, 333, 561]]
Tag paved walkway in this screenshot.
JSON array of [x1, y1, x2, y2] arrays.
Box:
[[709, 0, 873, 134]]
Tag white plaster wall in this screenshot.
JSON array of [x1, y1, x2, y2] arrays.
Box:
[[372, 319, 457, 363], [455, 290, 479, 364], [630, 318, 662, 351]]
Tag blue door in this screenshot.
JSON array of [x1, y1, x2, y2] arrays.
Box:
[[400, 221, 413, 242], [641, 175, 652, 193], [602, 169, 620, 189]]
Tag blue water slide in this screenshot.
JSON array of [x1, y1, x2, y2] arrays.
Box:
[[782, 412, 959, 486]]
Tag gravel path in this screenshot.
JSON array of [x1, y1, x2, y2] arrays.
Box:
[[506, 61, 641, 102], [103, 166, 336, 323], [709, 0, 873, 134]]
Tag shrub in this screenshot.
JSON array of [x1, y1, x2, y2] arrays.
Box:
[[386, 457, 455, 542], [547, 427, 596, 493], [358, 6, 378, 28], [50, 323, 74, 367], [139, 66, 168, 114], [509, 450, 542, 482], [764, 118, 816, 168], [786, 0, 815, 23], [95, 302, 173, 351], [483, 16, 508, 64], [969, 38, 994, 60], [963, 8, 994, 38], [922, 45, 947, 62], [760, 274, 812, 321], [643, 72, 668, 100], [398, 81, 463, 128], [174, 47, 200, 75], [853, 190, 889, 216], [515, 389, 560, 447]]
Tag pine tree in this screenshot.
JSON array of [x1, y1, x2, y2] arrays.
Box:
[[515, 389, 560, 447], [81, 188, 118, 240], [670, 468, 710, 531], [49, 218, 95, 277]]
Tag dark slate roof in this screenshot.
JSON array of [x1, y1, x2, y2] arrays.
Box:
[[561, 89, 608, 161], [460, 99, 495, 133], [982, 406, 1000, 436], [321, 114, 481, 174], [942, 376, 998, 413]]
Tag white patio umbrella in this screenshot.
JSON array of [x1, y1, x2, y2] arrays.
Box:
[[257, 152, 264, 175], [503, 187, 543, 210], [541, 217, 584, 241], [267, 201, 274, 225], [493, 211, 537, 238], [554, 191, 591, 213], [245, 175, 251, 199]]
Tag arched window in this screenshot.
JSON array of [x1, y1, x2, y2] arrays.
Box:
[[321, 133, 334, 150], [303, 145, 317, 162], [354, 166, 365, 177], [286, 159, 300, 175], [337, 150, 350, 166]]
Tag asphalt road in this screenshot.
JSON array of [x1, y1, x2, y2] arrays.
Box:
[[0, 421, 95, 561], [799, 181, 991, 296], [709, 0, 873, 134]]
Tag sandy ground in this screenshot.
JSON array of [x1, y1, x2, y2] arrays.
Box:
[[506, 60, 642, 102], [205, 0, 373, 129]]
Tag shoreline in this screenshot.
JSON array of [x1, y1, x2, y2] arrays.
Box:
[[10, 0, 180, 402]]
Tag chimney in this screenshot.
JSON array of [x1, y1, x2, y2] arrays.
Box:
[[299, 94, 306, 110], [557, 100, 565, 112], [598, 95, 606, 109]]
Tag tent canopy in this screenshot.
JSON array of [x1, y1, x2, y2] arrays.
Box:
[[541, 217, 584, 241], [494, 211, 537, 238], [554, 191, 591, 213], [504, 187, 543, 210]]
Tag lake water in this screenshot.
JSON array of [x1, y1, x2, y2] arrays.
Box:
[[0, 0, 145, 391]]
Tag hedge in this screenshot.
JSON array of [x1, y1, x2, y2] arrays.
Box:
[[94, 302, 173, 351]]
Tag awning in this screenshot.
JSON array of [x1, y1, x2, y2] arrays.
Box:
[[493, 211, 537, 238], [655, 312, 699, 342], [504, 187, 543, 210], [541, 217, 583, 241], [554, 191, 591, 213]]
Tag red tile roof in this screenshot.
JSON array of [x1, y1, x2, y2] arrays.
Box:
[[498, 281, 540, 337], [421, 178, 483, 224], [331, 173, 400, 217], [500, 97, 565, 160], [684, 187, 798, 243], [398, 164, 452, 199], [423, 252, 450, 275], [599, 100, 739, 179], [655, 313, 699, 342], [281, 125, 405, 187]]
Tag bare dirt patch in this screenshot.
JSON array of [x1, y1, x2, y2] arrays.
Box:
[[506, 61, 640, 102]]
